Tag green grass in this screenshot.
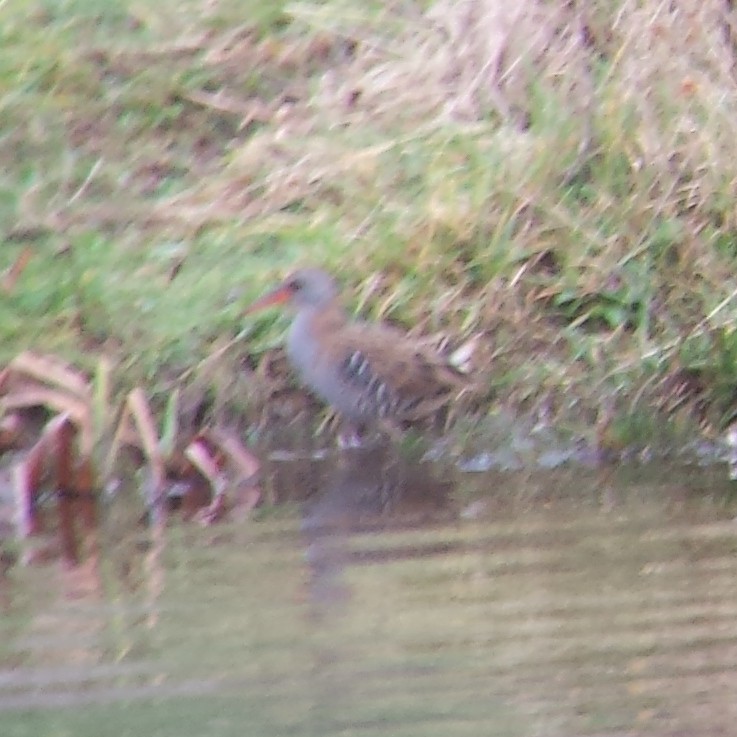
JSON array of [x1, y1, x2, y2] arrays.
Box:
[[3, 0, 737, 448]]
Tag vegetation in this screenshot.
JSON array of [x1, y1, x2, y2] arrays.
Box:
[[3, 0, 737, 450]]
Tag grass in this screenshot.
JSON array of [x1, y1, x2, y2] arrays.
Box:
[[3, 0, 737, 450]]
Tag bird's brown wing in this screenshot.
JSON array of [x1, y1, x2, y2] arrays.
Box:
[[331, 323, 467, 422]]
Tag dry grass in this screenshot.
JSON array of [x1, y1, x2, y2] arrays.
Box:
[[4, 0, 737, 448]]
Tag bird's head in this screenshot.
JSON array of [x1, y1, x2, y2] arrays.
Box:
[[246, 268, 339, 313]]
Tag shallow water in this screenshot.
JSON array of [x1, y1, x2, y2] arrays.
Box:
[[1, 447, 736, 737]]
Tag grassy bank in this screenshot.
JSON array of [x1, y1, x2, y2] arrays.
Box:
[[2, 0, 737, 450]]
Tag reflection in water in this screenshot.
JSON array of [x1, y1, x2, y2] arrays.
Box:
[[303, 446, 453, 532], [299, 446, 455, 736], [301, 446, 453, 612], [0, 457, 736, 736], [13, 491, 107, 672]]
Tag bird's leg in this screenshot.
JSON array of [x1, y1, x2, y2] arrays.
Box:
[[337, 422, 365, 449], [337, 419, 404, 449]]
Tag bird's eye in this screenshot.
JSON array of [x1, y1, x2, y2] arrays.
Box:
[[288, 278, 303, 292]]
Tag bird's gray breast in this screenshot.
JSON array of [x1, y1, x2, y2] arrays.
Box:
[[286, 313, 386, 421], [287, 311, 321, 382]]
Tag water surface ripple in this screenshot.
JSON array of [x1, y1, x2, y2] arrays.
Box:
[[1, 450, 735, 736]]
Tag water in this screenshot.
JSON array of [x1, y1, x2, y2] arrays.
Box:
[[1, 447, 736, 736]]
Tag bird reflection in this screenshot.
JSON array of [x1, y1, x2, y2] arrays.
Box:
[[301, 445, 455, 613]]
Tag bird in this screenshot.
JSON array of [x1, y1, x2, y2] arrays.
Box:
[[246, 267, 470, 446]]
